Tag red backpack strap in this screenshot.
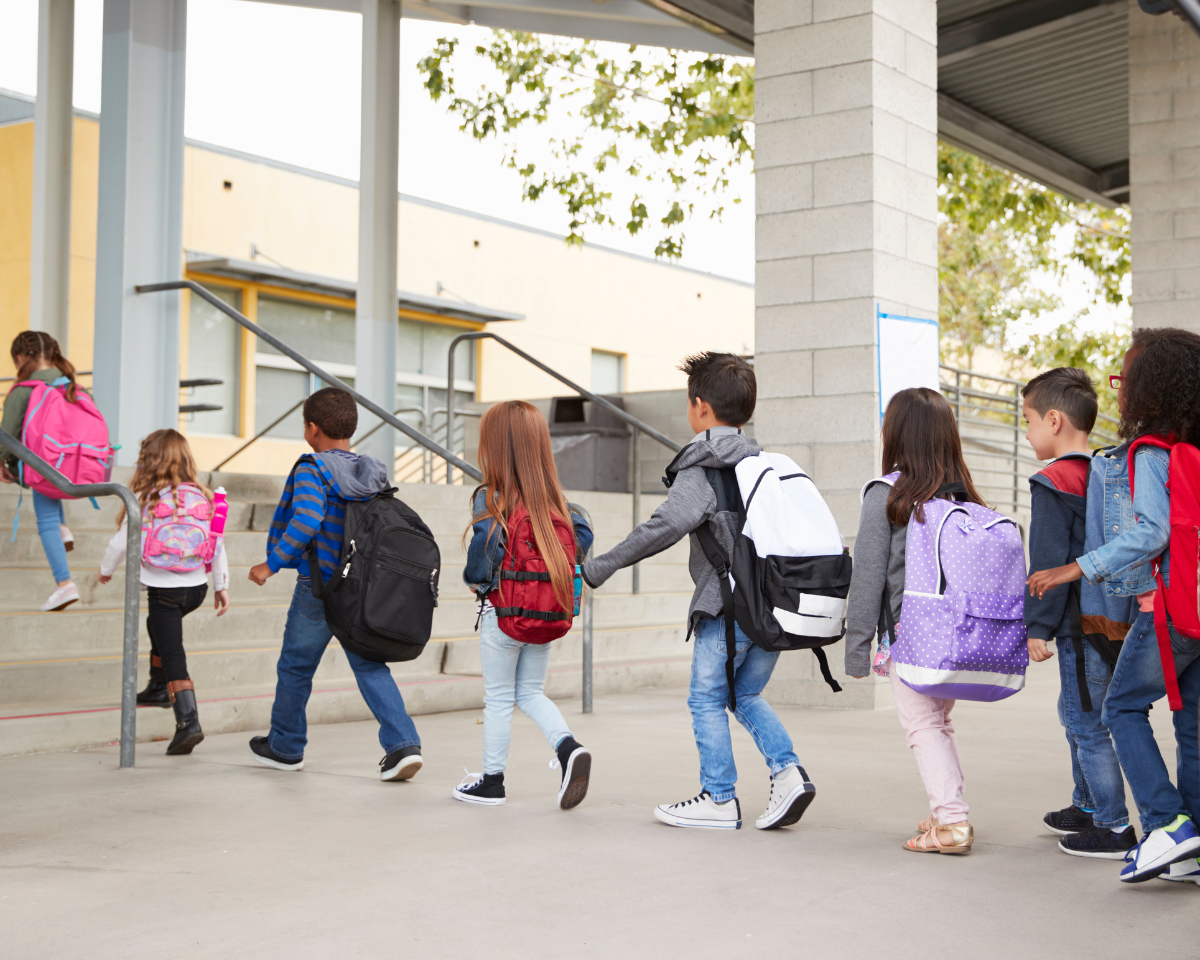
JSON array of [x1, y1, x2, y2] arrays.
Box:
[[1153, 570, 1184, 711], [1126, 434, 1173, 500]]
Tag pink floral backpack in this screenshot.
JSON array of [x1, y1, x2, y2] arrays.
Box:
[[141, 484, 228, 574]]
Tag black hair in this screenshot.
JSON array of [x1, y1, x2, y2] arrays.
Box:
[[678, 352, 756, 426], [303, 387, 358, 440], [1022, 367, 1098, 433], [1121, 327, 1200, 445]]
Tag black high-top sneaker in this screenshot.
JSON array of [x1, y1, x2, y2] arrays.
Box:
[[165, 679, 204, 755], [453, 771, 506, 805], [554, 736, 591, 810], [137, 655, 171, 707]]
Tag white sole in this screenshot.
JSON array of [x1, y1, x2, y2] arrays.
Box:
[[1043, 823, 1086, 837], [653, 806, 740, 829], [452, 788, 506, 806], [755, 782, 816, 830], [1125, 836, 1200, 882], [1159, 873, 1200, 884], [380, 755, 423, 781], [557, 748, 591, 810], [1057, 840, 1131, 860], [248, 743, 304, 771]]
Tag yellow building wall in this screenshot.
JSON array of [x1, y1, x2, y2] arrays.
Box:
[[0, 121, 34, 379]]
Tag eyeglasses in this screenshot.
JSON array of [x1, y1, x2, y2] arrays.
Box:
[[1109, 375, 1124, 389]]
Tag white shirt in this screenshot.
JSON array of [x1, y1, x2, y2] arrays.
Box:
[[100, 517, 229, 591]]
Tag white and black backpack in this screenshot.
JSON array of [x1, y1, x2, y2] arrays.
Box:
[[695, 453, 852, 708]]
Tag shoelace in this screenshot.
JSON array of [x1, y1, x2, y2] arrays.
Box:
[[1123, 835, 1149, 864], [457, 767, 485, 791], [549, 757, 560, 771], [671, 793, 707, 809]]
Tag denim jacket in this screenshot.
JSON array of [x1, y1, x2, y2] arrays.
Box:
[[463, 488, 594, 599], [1077, 444, 1170, 614]]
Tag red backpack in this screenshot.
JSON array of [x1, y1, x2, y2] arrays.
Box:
[[489, 505, 581, 644], [1128, 434, 1200, 710]]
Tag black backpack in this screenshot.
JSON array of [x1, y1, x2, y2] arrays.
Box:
[[307, 488, 440, 663]]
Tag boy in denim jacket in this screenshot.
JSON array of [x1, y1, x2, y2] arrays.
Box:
[[1022, 369, 1132, 859]]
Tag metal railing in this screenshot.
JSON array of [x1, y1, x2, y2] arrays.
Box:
[[446, 331, 682, 593], [571, 502, 595, 713], [2, 370, 227, 419], [0, 428, 143, 768]]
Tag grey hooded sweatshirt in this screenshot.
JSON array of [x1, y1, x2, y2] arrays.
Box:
[[582, 426, 760, 627]]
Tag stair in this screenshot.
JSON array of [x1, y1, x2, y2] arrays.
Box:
[[0, 469, 692, 757]]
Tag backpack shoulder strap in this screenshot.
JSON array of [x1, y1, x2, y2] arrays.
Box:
[[704, 466, 742, 514], [1127, 434, 1173, 500]]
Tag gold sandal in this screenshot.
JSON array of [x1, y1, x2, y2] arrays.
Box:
[[917, 814, 939, 834], [904, 820, 973, 854]]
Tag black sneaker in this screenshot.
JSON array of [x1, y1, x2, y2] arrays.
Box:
[[453, 771, 506, 805], [248, 735, 304, 772], [554, 736, 591, 810], [380, 745, 423, 782], [1059, 826, 1138, 860], [1043, 805, 1094, 836]]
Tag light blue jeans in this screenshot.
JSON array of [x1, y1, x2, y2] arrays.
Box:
[[689, 614, 801, 802], [33, 490, 70, 583], [480, 610, 572, 775]]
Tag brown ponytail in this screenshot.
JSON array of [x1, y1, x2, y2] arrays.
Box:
[[10, 331, 77, 403]]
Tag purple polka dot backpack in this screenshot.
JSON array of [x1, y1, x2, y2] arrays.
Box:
[[869, 472, 1029, 702]]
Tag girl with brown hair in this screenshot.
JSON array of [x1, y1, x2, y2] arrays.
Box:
[[98, 429, 230, 755], [844, 387, 986, 854], [455, 401, 594, 809], [0, 332, 87, 611]]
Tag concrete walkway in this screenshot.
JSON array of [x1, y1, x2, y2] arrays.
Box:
[[2, 665, 1195, 959]]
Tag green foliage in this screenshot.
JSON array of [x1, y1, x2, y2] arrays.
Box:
[[417, 31, 753, 258]]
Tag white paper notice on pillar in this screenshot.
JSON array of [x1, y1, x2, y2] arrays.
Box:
[[876, 307, 940, 422]]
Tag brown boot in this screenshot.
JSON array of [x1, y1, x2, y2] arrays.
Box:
[[166, 679, 204, 755]]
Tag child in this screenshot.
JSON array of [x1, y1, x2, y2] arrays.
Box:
[[0, 331, 85, 611], [1029, 329, 1200, 884], [1021, 368, 1134, 859], [583, 353, 814, 831], [456, 400, 594, 809], [247, 388, 424, 780], [845, 387, 987, 854], [97, 429, 230, 755]]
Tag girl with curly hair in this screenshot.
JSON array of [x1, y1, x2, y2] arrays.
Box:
[[1029, 327, 1200, 884]]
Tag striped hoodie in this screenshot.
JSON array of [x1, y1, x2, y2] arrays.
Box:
[[266, 450, 388, 581]]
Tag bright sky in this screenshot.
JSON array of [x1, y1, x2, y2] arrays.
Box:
[[0, 0, 756, 282]]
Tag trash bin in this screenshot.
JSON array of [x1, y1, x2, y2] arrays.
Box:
[[548, 395, 629, 492]]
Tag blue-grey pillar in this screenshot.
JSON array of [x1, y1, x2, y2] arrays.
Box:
[[92, 0, 186, 465]]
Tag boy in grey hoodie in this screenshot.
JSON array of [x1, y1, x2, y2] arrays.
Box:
[[583, 353, 815, 831], [246, 388, 424, 782]]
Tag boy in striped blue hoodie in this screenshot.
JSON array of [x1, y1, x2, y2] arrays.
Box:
[[246, 388, 424, 781]]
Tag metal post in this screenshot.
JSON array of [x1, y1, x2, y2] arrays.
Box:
[[631, 429, 641, 594], [1012, 382, 1020, 513], [446, 343, 456, 485], [954, 370, 962, 424], [569, 502, 594, 713], [118, 489, 142, 768]]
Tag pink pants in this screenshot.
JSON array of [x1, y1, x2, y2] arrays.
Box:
[[889, 661, 969, 823]]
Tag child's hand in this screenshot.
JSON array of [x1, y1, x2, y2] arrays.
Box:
[[214, 589, 230, 616], [1027, 561, 1082, 599], [97, 573, 111, 585], [248, 562, 273, 586], [0, 464, 14, 484], [1028, 636, 1054, 662]]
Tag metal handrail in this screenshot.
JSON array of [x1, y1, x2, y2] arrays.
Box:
[[940, 363, 1121, 431], [0, 428, 143, 768], [136, 280, 482, 482], [213, 396, 307, 472]]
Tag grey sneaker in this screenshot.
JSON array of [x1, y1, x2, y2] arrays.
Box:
[[654, 791, 741, 829], [755, 765, 816, 830]]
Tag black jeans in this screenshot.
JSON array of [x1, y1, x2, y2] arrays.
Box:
[[146, 585, 208, 683]]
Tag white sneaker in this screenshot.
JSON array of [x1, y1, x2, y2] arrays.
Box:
[[1120, 816, 1200, 883], [654, 791, 741, 829], [60, 524, 74, 552], [40, 581, 79, 612], [1160, 857, 1200, 885], [755, 765, 817, 830]]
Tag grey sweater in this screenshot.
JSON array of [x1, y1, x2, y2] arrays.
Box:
[[582, 428, 760, 626], [843, 480, 908, 677]]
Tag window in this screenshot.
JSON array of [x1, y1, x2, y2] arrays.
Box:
[[255, 370, 352, 440], [257, 297, 356, 365], [591, 350, 624, 395], [397, 318, 475, 382], [187, 286, 241, 435]]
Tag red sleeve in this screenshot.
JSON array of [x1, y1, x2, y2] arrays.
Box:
[[1036, 459, 1089, 498]]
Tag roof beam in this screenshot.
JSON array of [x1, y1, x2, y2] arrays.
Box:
[[937, 92, 1125, 207], [938, 0, 1126, 68]]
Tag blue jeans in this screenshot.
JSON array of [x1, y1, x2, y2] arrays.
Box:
[[1102, 611, 1200, 831], [268, 581, 421, 760], [688, 615, 801, 802], [479, 611, 572, 775], [32, 490, 69, 583], [1055, 636, 1128, 827]]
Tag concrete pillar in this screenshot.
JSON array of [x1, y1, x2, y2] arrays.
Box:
[[1128, 3, 1200, 333], [754, 0, 939, 708], [355, 0, 400, 476], [92, 0, 187, 465], [29, 0, 74, 347]]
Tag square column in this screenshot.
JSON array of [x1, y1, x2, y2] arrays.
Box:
[[92, 0, 187, 465], [1129, 4, 1200, 332], [754, 0, 939, 708], [355, 0, 401, 476], [29, 0, 75, 347]]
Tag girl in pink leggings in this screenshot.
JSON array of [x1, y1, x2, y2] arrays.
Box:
[[843, 388, 988, 854]]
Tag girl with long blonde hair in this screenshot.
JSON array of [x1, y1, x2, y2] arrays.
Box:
[[99, 429, 230, 755], [455, 401, 595, 809]]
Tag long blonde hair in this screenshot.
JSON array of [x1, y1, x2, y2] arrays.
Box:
[[116, 429, 210, 527], [466, 401, 576, 610]]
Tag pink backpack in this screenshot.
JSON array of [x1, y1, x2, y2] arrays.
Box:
[[16, 377, 113, 498], [141, 484, 228, 574]]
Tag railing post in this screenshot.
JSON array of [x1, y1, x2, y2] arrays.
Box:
[[118, 488, 142, 768], [954, 369, 962, 424], [631, 429, 641, 595], [568, 502, 594, 713]]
